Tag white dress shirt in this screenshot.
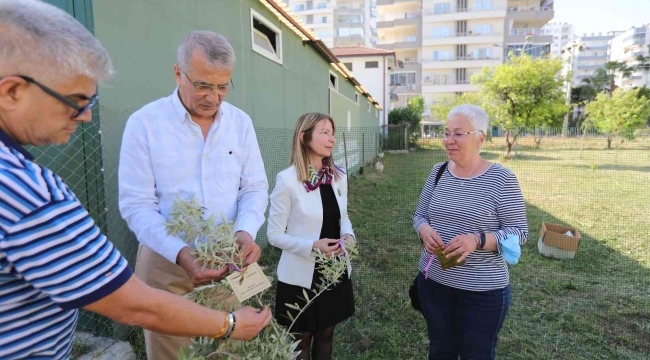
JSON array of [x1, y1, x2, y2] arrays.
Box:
[[118, 89, 269, 263], [267, 165, 355, 289]]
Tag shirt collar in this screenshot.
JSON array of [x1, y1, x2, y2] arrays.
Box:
[[171, 87, 224, 124], [0, 127, 34, 160]]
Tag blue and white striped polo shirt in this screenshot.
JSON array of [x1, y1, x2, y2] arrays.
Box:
[[0, 130, 132, 359]]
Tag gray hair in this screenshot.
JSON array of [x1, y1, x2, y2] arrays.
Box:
[[0, 0, 113, 86], [448, 104, 490, 137], [177, 31, 236, 72]]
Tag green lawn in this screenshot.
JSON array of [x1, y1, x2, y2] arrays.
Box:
[[125, 135, 650, 360], [329, 136, 650, 360]]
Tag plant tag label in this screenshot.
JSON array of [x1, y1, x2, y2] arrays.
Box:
[[226, 262, 272, 303]]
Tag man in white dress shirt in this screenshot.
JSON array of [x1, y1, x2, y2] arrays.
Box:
[[118, 31, 269, 359]]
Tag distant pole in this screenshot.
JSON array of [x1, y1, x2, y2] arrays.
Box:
[[343, 132, 349, 181], [360, 132, 365, 175], [404, 125, 409, 151], [562, 41, 582, 137]]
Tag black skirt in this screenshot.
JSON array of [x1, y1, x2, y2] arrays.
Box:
[[274, 184, 355, 332]]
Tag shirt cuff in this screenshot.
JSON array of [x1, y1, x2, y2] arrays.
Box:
[[58, 265, 133, 310], [414, 220, 428, 235], [160, 237, 191, 264], [235, 220, 259, 241]]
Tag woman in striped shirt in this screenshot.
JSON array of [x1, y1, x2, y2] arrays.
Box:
[[413, 104, 529, 360]]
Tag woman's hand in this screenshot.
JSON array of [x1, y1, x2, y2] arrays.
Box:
[[443, 234, 476, 263], [341, 234, 356, 248], [312, 238, 342, 257], [419, 225, 445, 254]]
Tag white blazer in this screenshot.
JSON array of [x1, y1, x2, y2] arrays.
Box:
[[267, 165, 355, 289]]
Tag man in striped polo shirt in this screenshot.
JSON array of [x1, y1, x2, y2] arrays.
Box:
[[0, 1, 271, 359]]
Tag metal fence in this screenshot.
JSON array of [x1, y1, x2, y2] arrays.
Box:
[[33, 119, 650, 359]]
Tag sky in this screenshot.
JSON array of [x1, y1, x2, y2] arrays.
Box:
[[552, 0, 650, 36]]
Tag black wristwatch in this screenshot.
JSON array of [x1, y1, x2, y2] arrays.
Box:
[[479, 232, 486, 250]]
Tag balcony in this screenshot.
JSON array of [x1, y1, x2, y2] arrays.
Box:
[[507, 28, 553, 44], [506, 6, 554, 28], [377, 0, 419, 5], [423, 32, 503, 46], [377, 38, 421, 50], [421, 56, 502, 69], [623, 51, 645, 61], [578, 64, 604, 70], [394, 58, 421, 71], [377, 12, 421, 28], [421, 79, 477, 93], [292, 3, 333, 15], [422, 6, 506, 22], [577, 55, 607, 60], [623, 36, 646, 50], [336, 4, 364, 15], [390, 83, 421, 94]]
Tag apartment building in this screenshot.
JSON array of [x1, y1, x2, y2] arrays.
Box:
[[376, 0, 554, 129], [571, 31, 620, 85], [286, 0, 375, 48], [542, 22, 574, 57], [609, 25, 650, 89]]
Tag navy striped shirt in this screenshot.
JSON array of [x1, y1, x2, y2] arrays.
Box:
[[0, 130, 132, 359], [414, 162, 529, 291]]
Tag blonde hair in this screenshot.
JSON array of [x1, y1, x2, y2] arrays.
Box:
[[290, 112, 342, 182]]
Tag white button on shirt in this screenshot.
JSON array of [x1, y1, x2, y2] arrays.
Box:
[[118, 89, 269, 263]]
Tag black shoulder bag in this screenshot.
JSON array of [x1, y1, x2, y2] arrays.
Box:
[[408, 161, 448, 313]]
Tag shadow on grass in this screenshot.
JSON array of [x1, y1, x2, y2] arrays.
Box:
[[562, 164, 650, 173]]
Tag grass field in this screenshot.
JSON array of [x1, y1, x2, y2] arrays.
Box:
[[122, 135, 650, 360], [325, 135, 650, 360]]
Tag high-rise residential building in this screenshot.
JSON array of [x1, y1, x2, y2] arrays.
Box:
[[286, 0, 374, 48], [571, 31, 621, 85], [542, 21, 573, 58], [609, 25, 650, 89], [375, 0, 554, 131]]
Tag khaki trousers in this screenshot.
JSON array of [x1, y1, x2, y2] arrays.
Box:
[[135, 244, 240, 360]]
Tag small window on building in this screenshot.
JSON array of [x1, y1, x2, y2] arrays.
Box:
[[251, 9, 283, 65], [367, 102, 371, 112], [365, 61, 379, 68], [355, 93, 359, 104], [344, 62, 353, 71], [375, 108, 378, 117], [329, 71, 338, 91]]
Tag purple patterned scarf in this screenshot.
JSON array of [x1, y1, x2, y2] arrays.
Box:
[[303, 160, 333, 192]]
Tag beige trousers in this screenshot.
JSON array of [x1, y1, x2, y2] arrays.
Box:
[[135, 244, 240, 360]]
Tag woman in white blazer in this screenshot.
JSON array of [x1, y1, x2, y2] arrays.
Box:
[[267, 112, 356, 360]]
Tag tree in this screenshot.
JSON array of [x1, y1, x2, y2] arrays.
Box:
[[472, 53, 566, 157], [581, 68, 610, 95], [407, 95, 425, 116], [604, 61, 634, 94], [584, 88, 650, 149], [634, 85, 650, 127], [388, 95, 425, 132], [388, 107, 419, 129], [430, 93, 482, 122], [635, 45, 650, 85]]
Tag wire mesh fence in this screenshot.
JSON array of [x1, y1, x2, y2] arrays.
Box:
[[32, 116, 650, 359]]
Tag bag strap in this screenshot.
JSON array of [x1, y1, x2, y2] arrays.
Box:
[[425, 161, 448, 279], [434, 161, 448, 187]]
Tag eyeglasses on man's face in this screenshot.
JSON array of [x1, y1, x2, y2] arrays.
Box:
[[1, 75, 98, 119], [181, 70, 234, 96]]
